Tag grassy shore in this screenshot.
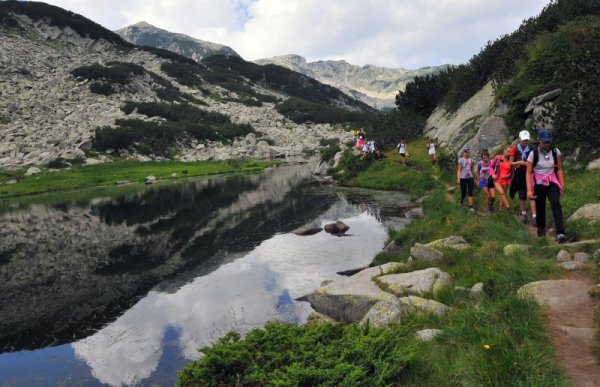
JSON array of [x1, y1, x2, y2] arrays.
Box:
[[0, 159, 274, 198], [178, 138, 599, 386]]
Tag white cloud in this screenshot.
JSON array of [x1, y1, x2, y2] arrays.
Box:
[[42, 0, 550, 68]]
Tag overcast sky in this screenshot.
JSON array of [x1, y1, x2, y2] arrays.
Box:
[[38, 0, 551, 69]]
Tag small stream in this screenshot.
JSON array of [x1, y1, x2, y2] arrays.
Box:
[[0, 164, 414, 386]]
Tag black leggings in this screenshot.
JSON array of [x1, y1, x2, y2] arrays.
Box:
[[534, 183, 565, 234], [460, 177, 474, 202]]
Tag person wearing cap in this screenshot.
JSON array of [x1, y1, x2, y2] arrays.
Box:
[[510, 130, 537, 225], [457, 146, 475, 211], [526, 129, 567, 243]]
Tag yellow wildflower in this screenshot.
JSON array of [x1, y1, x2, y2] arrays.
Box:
[[483, 344, 491, 350]]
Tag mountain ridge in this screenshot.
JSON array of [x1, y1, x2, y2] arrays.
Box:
[[254, 54, 450, 109], [115, 21, 240, 62]]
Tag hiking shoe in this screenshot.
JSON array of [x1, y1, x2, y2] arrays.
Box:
[[469, 207, 475, 212], [556, 234, 567, 244], [521, 213, 528, 223], [532, 216, 537, 227], [537, 228, 546, 237]]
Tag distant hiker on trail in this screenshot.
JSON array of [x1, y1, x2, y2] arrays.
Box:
[[510, 130, 537, 225], [427, 140, 436, 165], [397, 138, 407, 165], [526, 129, 566, 243], [475, 149, 496, 213], [490, 146, 513, 212], [457, 146, 475, 211]]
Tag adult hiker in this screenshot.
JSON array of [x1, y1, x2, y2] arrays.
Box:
[[475, 149, 496, 213], [526, 129, 566, 242], [510, 130, 537, 225], [397, 138, 407, 165], [490, 146, 513, 212], [427, 139, 436, 165], [457, 146, 475, 211]]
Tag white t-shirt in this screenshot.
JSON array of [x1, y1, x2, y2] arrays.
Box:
[[398, 143, 406, 154], [428, 143, 436, 155], [527, 146, 561, 175]]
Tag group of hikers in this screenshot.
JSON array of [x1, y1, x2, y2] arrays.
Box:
[[455, 128, 567, 243], [353, 128, 383, 159]]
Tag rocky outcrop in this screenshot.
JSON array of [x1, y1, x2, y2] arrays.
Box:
[[303, 261, 452, 328], [524, 89, 561, 131], [425, 81, 498, 154], [303, 263, 401, 323], [115, 22, 240, 62]]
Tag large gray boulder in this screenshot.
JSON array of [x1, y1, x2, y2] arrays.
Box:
[[586, 158, 600, 170], [378, 268, 452, 296], [524, 89, 562, 113], [568, 204, 600, 223], [410, 243, 444, 263], [517, 280, 591, 309], [303, 263, 403, 323], [359, 298, 405, 328]]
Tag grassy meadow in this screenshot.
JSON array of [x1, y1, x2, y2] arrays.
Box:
[[0, 159, 274, 198]]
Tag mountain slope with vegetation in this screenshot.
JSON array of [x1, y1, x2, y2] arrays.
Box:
[[0, 1, 373, 170], [369, 0, 600, 161]]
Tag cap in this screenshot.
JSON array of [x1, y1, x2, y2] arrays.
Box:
[[538, 129, 553, 142], [463, 146, 470, 152], [519, 130, 531, 141]]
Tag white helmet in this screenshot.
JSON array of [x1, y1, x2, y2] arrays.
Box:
[[519, 130, 531, 141]]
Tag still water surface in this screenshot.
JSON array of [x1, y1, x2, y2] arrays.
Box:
[[0, 164, 412, 386]]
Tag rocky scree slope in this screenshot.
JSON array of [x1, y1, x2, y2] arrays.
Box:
[[0, 3, 365, 169]]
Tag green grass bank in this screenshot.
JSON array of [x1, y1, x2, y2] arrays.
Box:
[[0, 159, 275, 212]]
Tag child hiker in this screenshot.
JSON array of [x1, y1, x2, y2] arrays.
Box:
[[457, 146, 475, 211], [397, 138, 407, 165], [490, 146, 513, 212], [476, 149, 496, 213]]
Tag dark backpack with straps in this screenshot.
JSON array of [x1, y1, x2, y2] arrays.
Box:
[[531, 145, 558, 173]]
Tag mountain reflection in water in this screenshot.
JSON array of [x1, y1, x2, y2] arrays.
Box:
[[0, 164, 412, 386]]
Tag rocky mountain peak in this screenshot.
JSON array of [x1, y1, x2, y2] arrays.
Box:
[[115, 21, 239, 62]]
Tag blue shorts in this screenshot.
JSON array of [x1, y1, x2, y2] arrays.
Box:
[[479, 180, 487, 188]]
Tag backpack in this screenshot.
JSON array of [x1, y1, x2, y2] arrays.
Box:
[[531, 145, 558, 173], [489, 155, 502, 176]]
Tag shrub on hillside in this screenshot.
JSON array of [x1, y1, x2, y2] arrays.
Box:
[[89, 81, 115, 95], [370, 108, 426, 148], [319, 145, 341, 162], [177, 321, 416, 386], [276, 97, 373, 125], [71, 62, 145, 84]]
